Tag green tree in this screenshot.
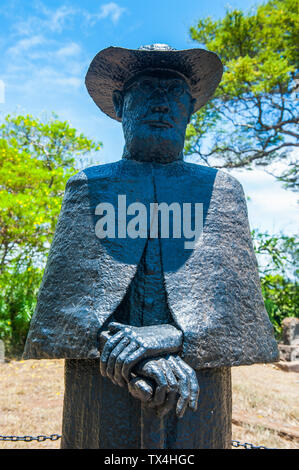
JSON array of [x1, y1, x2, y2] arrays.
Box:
[[252, 230, 299, 337], [187, 0, 299, 190], [0, 114, 101, 352]]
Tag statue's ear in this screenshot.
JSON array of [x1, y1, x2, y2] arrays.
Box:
[[112, 90, 124, 119], [188, 98, 196, 123]]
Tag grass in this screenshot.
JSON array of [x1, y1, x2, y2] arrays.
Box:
[[0, 359, 298, 449]]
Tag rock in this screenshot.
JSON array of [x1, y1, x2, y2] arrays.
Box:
[[278, 317, 299, 362], [276, 361, 299, 373], [278, 344, 299, 362], [281, 317, 299, 346]]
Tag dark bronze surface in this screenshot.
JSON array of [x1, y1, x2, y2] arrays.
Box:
[[23, 44, 278, 449]]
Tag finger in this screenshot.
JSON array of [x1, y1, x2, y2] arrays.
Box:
[[108, 322, 126, 333], [146, 364, 168, 408], [106, 337, 130, 384], [175, 357, 199, 411], [114, 342, 140, 386], [176, 378, 190, 418], [160, 359, 178, 394], [100, 331, 124, 377], [167, 356, 190, 419], [156, 390, 177, 418], [121, 347, 146, 383], [128, 378, 153, 403]]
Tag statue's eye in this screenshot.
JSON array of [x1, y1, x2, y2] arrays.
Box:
[[168, 82, 184, 97], [140, 79, 155, 93]]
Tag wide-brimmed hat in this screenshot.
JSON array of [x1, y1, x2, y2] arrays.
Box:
[[85, 44, 223, 121]]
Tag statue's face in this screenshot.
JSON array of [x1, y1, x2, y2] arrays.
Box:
[[113, 71, 194, 163]]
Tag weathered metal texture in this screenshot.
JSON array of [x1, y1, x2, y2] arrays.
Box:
[[23, 159, 278, 368], [61, 359, 231, 449]]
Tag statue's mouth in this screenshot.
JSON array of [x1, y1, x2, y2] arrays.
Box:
[[141, 119, 173, 129]]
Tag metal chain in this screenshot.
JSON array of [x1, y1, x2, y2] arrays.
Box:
[[231, 440, 270, 449], [0, 434, 61, 442], [0, 434, 270, 448]]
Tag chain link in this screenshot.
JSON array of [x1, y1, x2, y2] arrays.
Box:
[[0, 434, 271, 448], [0, 434, 61, 442], [231, 439, 269, 449]]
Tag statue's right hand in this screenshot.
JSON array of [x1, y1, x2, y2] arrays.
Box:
[[130, 355, 200, 419], [132, 358, 178, 414]]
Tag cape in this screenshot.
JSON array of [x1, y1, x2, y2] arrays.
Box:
[[23, 159, 279, 369]]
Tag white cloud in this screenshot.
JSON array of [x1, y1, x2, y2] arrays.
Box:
[[11, 2, 127, 37], [54, 77, 81, 89], [45, 5, 77, 32], [84, 2, 126, 25], [7, 38, 82, 64], [10, 4, 78, 37], [3, 28, 84, 94], [21, 65, 82, 91], [56, 42, 82, 58], [7, 35, 45, 56], [229, 168, 298, 235], [97, 2, 126, 24], [1, 1, 127, 103]]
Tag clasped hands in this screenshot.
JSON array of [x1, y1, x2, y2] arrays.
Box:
[[99, 322, 199, 418]]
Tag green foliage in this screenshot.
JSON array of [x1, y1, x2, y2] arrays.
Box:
[[0, 114, 101, 269], [187, 0, 299, 190], [0, 114, 102, 351], [252, 230, 299, 337], [0, 263, 43, 353], [261, 275, 298, 338]]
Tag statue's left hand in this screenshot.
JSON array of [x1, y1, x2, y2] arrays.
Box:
[[99, 322, 182, 387]]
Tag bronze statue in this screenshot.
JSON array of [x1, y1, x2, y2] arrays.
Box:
[[23, 44, 278, 449]]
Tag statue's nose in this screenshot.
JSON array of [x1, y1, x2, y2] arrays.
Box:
[[149, 88, 170, 114], [150, 103, 170, 114]]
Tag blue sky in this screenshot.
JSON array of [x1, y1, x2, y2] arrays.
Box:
[[0, 0, 297, 236]]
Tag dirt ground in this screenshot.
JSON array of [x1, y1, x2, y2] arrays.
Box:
[[0, 359, 298, 449]]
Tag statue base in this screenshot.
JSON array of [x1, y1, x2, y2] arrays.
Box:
[[61, 359, 231, 449]]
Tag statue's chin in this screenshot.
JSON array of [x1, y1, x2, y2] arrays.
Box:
[[123, 138, 184, 163]]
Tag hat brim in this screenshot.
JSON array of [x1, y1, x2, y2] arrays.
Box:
[[85, 46, 223, 121]]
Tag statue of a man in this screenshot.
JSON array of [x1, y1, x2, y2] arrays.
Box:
[[23, 44, 278, 449]]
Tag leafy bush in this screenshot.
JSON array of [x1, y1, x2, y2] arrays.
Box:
[[262, 275, 299, 337], [0, 264, 43, 354], [253, 230, 298, 338]]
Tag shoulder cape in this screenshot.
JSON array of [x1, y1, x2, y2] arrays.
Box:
[[23, 159, 278, 369]]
